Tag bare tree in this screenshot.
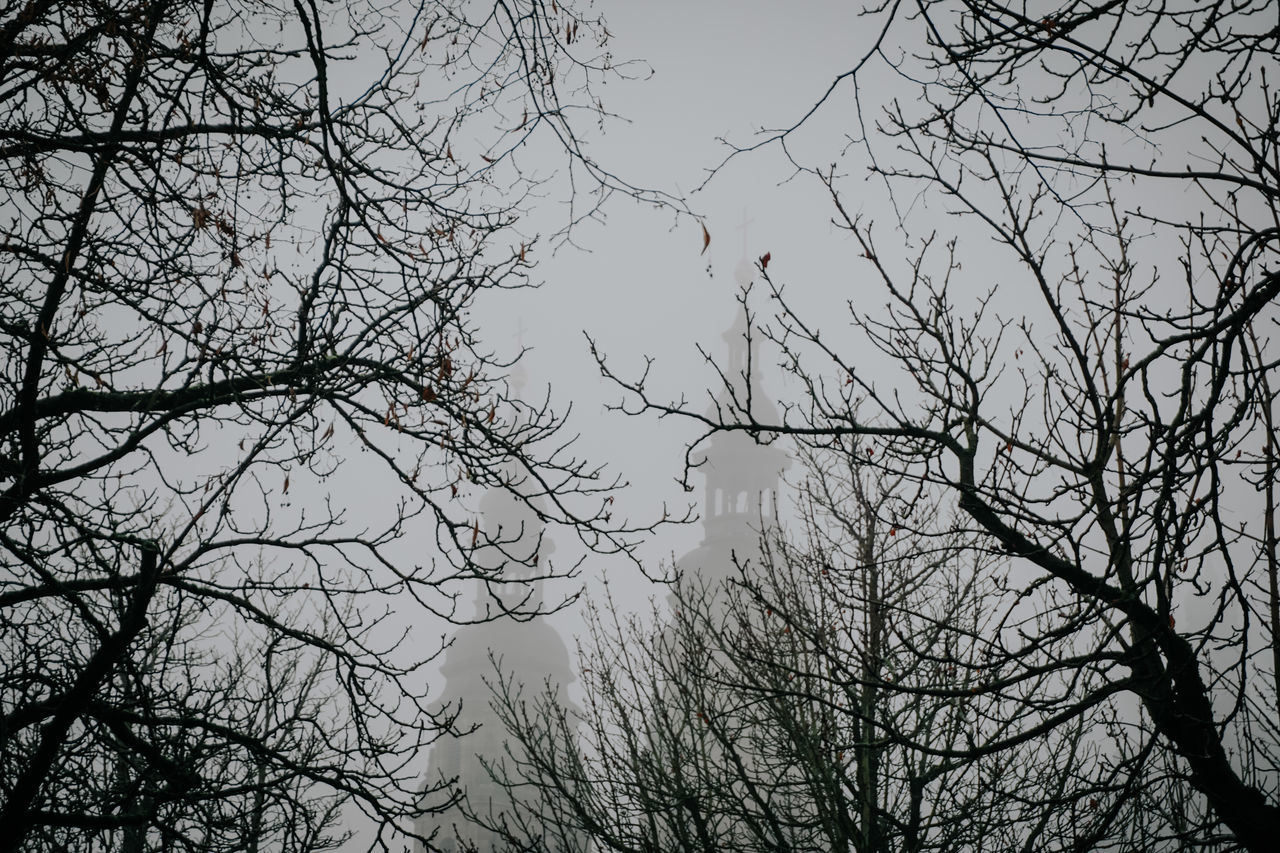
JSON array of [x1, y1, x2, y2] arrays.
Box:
[[601, 1, 1280, 849], [0, 1, 658, 850], [480, 447, 1127, 852]]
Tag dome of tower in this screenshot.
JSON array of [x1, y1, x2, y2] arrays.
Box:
[[439, 610, 575, 694]]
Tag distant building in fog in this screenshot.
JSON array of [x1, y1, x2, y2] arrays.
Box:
[[672, 256, 789, 599], [416, 253, 785, 852], [415, 371, 580, 852]]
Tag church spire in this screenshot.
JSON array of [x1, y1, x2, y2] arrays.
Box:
[[679, 227, 789, 590], [416, 361, 576, 852]]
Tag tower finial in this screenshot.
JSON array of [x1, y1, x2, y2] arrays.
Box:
[[734, 208, 755, 288], [736, 208, 753, 256]]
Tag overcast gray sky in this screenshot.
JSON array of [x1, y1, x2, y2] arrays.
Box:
[[374, 3, 895, 834], [340, 1, 1278, 847], [486, 1, 885, 587]]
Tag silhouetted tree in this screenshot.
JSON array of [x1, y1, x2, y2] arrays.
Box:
[[479, 449, 1127, 852], [0, 2, 655, 850], [601, 1, 1280, 849]]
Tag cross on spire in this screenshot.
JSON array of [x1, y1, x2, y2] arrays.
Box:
[[736, 208, 754, 257]]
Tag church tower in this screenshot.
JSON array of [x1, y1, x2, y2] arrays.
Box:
[[675, 256, 789, 595], [635, 249, 792, 853], [416, 375, 579, 852]]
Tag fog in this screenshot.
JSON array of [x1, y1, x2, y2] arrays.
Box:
[[5, 1, 1277, 851]]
